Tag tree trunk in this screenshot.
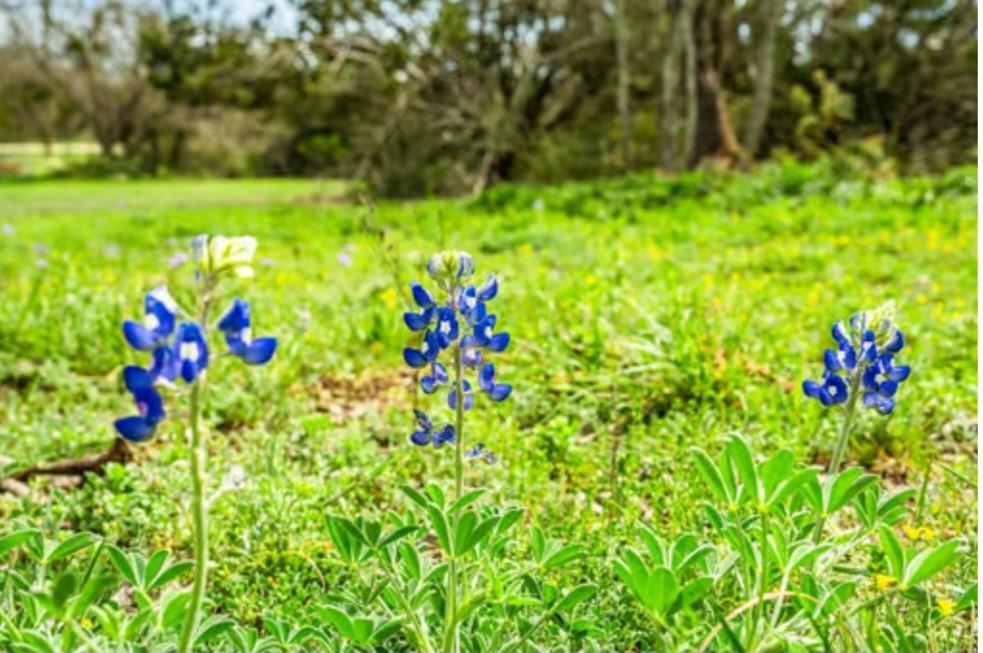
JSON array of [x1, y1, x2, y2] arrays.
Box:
[[743, 0, 781, 156], [660, 0, 684, 170], [681, 0, 698, 166], [615, 0, 633, 169]]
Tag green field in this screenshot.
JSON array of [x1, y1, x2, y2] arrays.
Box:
[[0, 160, 977, 651]]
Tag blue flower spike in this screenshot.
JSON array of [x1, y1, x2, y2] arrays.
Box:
[[114, 235, 276, 443], [402, 250, 513, 457], [803, 304, 911, 417]]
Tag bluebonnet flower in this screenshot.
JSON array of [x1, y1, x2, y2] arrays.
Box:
[[464, 442, 498, 464], [114, 235, 277, 444], [803, 307, 911, 415], [478, 363, 512, 401], [114, 366, 165, 442], [217, 298, 278, 365], [175, 323, 209, 383], [410, 410, 456, 447], [421, 362, 449, 393], [401, 251, 512, 448], [123, 287, 178, 351]]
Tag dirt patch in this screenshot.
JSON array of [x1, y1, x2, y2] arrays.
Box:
[[311, 369, 416, 422]]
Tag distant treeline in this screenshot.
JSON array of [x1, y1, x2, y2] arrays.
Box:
[[0, 0, 975, 196]]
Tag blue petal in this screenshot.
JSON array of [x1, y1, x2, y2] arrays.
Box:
[[413, 409, 433, 431], [434, 425, 456, 445], [133, 386, 165, 423], [123, 366, 153, 391], [181, 359, 199, 383], [123, 321, 156, 351], [823, 349, 841, 372], [114, 416, 156, 442], [411, 282, 435, 309], [863, 392, 894, 415], [889, 364, 911, 382], [226, 335, 250, 358], [421, 374, 437, 393], [242, 337, 277, 365], [404, 311, 429, 331], [883, 329, 904, 354], [150, 346, 178, 383], [879, 380, 898, 397], [403, 348, 427, 368], [477, 274, 498, 301], [487, 333, 510, 352], [411, 429, 431, 446], [803, 380, 822, 398], [832, 320, 849, 345], [824, 375, 848, 405], [176, 322, 209, 372], [218, 298, 250, 334], [490, 383, 512, 401], [478, 363, 495, 392], [433, 362, 448, 384]]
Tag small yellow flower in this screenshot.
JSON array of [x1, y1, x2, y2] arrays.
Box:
[[380, 287, 398, 310], [902, 523, 921, 541], [80, 618, 92, 629], [875, 574, 898, 591], [518, 243, 534, 256], [369, 341, 383, 353], [585, 273, 598, 286], [937, 597, 955, 617]]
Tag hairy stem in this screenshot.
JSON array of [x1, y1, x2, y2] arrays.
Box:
[[177, 378, 207, 653], [814, 378, 860, 544], [178, 288, 212, 653]]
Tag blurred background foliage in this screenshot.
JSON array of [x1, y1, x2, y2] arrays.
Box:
[[0, 0, 976, 196]]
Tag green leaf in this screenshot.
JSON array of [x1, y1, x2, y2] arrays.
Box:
[[378, 525, 419, 549], [51, 571, 77, 609], [768, 467, 819, 509], [448, 489, 485, 515], [726, 435, 760, 503], [955, 583, 977, 611], [817, 581, 856, 617], [425, 504, 452, 554], [400, 485, 430, 510], [371, 617, 403, 643], [106, 545, 138, 586], [903, 539, 961, 588], [637, 525, 664, 564], [676, 576, 712, 612], [761, 450, 795, 499], [399, 542, 421, 579], [878, 526, 905, 579], [829, 472, 878, 513], [691, 448, 729, 503], [461, 517, 499, 556], [542, 543, 584, 570], [0, 529, 41, 558], [554, 584, 595, 613], [350, 617, 374, 644], [453, 512, 477, 556], [143, 550, 169, 587], [45, 532, 99, 564], [148, 561, 193, 591], [612, 559, 637, 595], [162, 591, 190, 630], [195, 616, 235, 647], [497, 508, 523, 533], [643, 566, 678, 616], [319, 605, 354, 640]]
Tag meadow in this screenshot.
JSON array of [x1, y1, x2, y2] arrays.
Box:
[[0, 159, 977, 651]]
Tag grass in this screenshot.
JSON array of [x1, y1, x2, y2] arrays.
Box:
[[0, 159, 977, 650]]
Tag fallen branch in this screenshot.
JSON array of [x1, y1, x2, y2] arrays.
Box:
[[1, 438, 132, 493]]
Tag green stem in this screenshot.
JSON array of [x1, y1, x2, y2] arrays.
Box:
[[178, 290, 212, 653], [828, 378, 861, 476], [442, 344, 465, 653], [753, 510, 770, 647]]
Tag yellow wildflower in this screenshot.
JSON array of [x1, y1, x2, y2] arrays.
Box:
[[937, 598, 955, 617], [875, 574, 898, 591], [380, 287, 398, 310]]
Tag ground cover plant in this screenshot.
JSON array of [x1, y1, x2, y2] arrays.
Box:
[[0, 158, 977, 651]]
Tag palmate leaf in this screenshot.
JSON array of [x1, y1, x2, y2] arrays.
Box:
[[878, 526, 905, 579], [691, 447, 729, 503], [554, 584, 596, 613], [45, 532, 99, 564], [643, 567, 678, 616]]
